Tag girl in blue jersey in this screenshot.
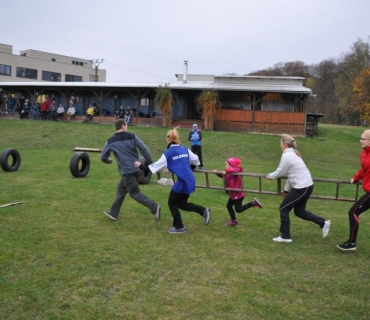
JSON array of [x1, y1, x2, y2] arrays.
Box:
[[148, 127, 210, 234]]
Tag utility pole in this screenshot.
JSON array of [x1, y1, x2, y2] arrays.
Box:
[[93, 59, 104, 82]]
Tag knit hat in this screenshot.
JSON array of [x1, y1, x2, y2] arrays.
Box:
[[227, 157, 242, 167]]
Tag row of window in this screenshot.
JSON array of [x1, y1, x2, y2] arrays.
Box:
[[72, 60, 84, 66], [0, 64, 82, 82]]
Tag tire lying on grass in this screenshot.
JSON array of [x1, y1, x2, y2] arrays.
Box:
[[0, 148, 21, 172], [136, 157, 152, 185], [70, 152, 90, 178]]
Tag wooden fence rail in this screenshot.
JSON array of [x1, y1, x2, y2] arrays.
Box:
[[157, 170, 361, 202]]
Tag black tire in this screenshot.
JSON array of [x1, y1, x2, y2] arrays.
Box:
[[136, 157, 152, 185], [0, 148, 21, 172], [70, 152, 90, 178]]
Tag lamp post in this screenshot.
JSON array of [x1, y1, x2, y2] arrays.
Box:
[[93, 59, 104, 82]]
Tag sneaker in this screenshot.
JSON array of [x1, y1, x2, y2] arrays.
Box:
[[337, 241, 356, 251], [154, 205, 161, 222], [272, 236, 293, 243], [322, 220, 331, 237], [203, 208, 210, 225], [225, 220, 238, 227], [168, 227, 186, 234], [104, 211, 117, 221], [252, 198, 263, 209]]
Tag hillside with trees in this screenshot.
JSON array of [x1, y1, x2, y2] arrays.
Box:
[[248, 37, 370, 125]]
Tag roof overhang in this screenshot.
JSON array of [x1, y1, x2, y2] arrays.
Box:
[[0, 81, 312, 95]]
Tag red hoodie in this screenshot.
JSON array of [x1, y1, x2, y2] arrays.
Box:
[[353, 146, 370, 192]]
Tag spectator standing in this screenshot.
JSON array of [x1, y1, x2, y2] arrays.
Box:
[[125, 106, 133, 125], [20, 99, 30, 119], [40, 98, 49, 120], [7, 95, 15, 114], [33, 102, 40, 120], [49, 101, 57, 121], [337, 130, 370, 251], [148, 127, 210, 234], [188, 123, 203, 169], [100, 119, 161, 222], [267, 134, 330, 243]]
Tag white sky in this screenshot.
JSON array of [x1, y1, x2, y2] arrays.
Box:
[[1, 0, 369, 83]]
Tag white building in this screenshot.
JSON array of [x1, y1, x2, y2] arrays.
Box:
[[0, 43, 106, 82]]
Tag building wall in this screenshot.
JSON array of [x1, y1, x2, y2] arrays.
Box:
[[0, 44, 106, 82]]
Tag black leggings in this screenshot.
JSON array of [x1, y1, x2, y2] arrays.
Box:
[[227, 197, 253, 220], [347, 192, 370, 243], [279, 185, 325, 239]]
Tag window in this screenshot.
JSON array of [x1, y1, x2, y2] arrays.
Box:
[[0, 64, 11, 76], [141, 98, 149, 106], [65, 74, 82, 82], [72, 60, 84, 66], [16, 67, 37, 79], [42, 71, 61, 82]]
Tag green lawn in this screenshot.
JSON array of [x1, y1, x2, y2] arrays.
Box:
[[0, 119, 369, 319]]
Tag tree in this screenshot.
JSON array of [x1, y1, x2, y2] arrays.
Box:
[[154, 85, 172, 127], [353, 68, 370, 122], [249, 61, 310, 78], [334, 39, 370, 122], [196, 90, 220, 130], [308, 59, 341, 117]]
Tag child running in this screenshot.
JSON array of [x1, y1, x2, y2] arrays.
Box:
[[214, 157, 262, 226]]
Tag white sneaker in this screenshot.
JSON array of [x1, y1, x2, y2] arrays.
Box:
[[322, 220, 331, 237], [272, 236, 292, 243]]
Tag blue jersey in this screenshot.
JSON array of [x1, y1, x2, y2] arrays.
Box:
[[164, 145, 195, 194], [149, 144, 200, 195]]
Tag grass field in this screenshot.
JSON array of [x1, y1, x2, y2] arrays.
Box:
[[0, 119, 369, 319]]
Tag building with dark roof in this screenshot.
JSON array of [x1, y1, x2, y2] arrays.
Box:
[[0, 59, 313, 135]]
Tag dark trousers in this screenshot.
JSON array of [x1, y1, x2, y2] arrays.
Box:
[[279, 185, 325, 239], [41, 111, 48, 120], [168, 190, 205, 229], [191, 145, 203, 167], [227, 197, 253, 220], [347, 192, 370, 243], [110, 172, 158, 218]]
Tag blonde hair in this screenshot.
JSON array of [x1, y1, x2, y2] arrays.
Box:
[[166, 126, 181, 144], [281, 133, 301, 157], [362, 130, 370, 139]]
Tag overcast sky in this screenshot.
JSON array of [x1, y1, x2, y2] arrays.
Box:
[[1, 0, 369, 83]]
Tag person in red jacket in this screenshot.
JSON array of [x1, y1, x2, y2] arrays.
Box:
[[337, 130, 370, 251], [214, 157, 262, 226], [40, 99, 49, 121]]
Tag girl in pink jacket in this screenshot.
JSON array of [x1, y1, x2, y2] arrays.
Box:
[[214, 157, 262, 226]]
